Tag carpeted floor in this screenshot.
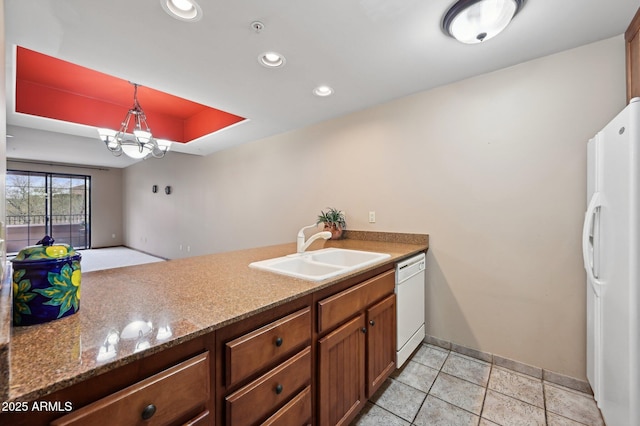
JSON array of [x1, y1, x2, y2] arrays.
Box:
[[78, 246, 165, 272]]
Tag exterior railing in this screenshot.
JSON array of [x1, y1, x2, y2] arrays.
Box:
[[6, 218, 89, 253], [6, 214, 87, 225]]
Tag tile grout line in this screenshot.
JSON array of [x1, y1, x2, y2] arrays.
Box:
[[478, 362, 493, 424], [436, 339, 592, 397], [409, 347, 452, 424], [365, 399, 413, 425], [543, 378, 548, 426], [434, 347, 494, 423], [365, 342, 601, 426], [422, 348, 492, 423], [435, 347, 550, 424]]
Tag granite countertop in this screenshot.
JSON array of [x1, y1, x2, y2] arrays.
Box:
[[1, 231, 428, 403]]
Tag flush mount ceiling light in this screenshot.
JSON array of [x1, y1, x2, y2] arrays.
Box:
[[443, 0, 525, 44], [259, 52, 286, 68], [97, 83, 171, 160], [161, 0, 202, 22], [313, 85, 334, 97]]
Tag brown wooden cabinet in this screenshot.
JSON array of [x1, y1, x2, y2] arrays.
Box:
[[318, 314, 366, 426], [1, 336, 213, 426], [215, 297, 313, 426], [626, 8, 640, 102], [51, 352, 211, 426], [262, 385, 312, 426], [316, 269, 396, 426], [365, 294, 396, 397], [3, 262, 405, 426], [224, 307, 311, 388], [225, 347, 311, 425]]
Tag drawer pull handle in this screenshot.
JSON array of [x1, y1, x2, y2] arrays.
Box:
[[361, 327, 367, 334], [275, 337, 283, 347], [369, 320, 375, 326], [141, 404, 157, 420], [275, 384, 283, 394]]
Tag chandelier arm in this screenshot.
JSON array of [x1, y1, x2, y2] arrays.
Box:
[[133, 83, 140, 107], [98, 81, 169, 160], [151, 149, 165, 159], [118, 111, 134, 137]]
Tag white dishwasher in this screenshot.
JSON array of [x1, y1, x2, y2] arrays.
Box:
[[396, 252, 426, 368]]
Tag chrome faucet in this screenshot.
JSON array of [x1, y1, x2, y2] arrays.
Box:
[[297, 224, 332, 253]]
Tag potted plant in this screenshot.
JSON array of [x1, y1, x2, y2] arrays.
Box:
[[317, 207, 346, 240]]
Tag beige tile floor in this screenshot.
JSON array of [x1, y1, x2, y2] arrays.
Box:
[[352, 343, 605, 426]]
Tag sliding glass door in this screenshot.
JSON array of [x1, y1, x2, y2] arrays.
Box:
[[6, 171, 91, 253], [50, 175, 91, 249]]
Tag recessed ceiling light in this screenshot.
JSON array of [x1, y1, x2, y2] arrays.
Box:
[[313, 85, 334, 97], [161, 0, 202, 22], [259, 52, 286, 68]]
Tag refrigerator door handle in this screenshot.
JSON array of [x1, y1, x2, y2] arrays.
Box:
[[582, 191, 604, 295]]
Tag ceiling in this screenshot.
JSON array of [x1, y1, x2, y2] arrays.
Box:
[[5, 0, 640, 168]]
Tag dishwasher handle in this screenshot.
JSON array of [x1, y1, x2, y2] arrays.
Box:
[[397, 253, 426, 283]]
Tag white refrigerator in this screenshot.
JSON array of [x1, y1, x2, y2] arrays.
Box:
[[583, 98, 640, 425]]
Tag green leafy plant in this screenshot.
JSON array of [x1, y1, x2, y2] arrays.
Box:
[[316, 207, 346, 229], [33, 263, 80, 319], [12, 269, 36, 325]]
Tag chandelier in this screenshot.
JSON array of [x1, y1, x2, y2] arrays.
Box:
[[97, 83, 171, 159]]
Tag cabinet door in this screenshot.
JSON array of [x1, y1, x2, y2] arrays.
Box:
[[317, 314, 366, 426], [366, 294, 396, 398]]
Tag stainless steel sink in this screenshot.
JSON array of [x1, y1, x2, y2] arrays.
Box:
[[249, 248, 391, 281]]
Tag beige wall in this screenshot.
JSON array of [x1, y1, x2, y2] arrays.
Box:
[[7, 161, 124, 248], [123, 36, 626, 379]]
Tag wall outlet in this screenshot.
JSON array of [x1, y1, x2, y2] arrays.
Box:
[[368, 211, 376, 223]]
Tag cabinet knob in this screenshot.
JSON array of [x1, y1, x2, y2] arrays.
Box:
[[275, 384, 283, 394], [275, 337, 283, 347], [361, 327, 367, 334], [141, 404, 157, 420], [369, 320, 375, 326]]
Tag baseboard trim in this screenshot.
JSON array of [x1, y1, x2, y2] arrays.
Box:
[[424, 334, 592, 395]]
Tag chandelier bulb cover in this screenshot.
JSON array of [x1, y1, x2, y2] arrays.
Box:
[[97, 82, 171, 160], [443, 0, 525, 44]]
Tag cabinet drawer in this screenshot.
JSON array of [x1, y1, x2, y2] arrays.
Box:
[[225, 307, 311, 387], [51, 352, 210, 426], [225, 347, 311, 426], [262, 386, 312, 426], [184, 410, 211, 426], [318, 269, 394, 334]]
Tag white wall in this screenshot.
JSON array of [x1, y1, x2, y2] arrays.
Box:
[[7, 161, 124, 248], [123, 36, 626, 378]]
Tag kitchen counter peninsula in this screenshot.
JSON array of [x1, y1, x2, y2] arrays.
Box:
[[1, 231, 428, 407]]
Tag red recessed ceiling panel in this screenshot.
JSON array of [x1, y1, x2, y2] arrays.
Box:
[[15, 46, 245, 143]]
